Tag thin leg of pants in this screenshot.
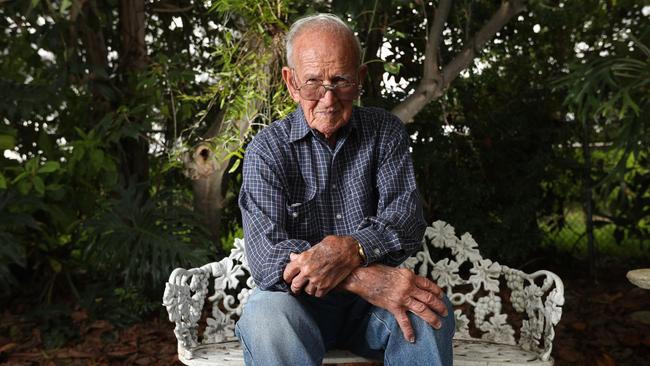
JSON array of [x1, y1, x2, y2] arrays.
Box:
[[235, 288, 454, 366], [235, 289, 326, 366]]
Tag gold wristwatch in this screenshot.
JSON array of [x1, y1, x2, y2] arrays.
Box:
[[356, 241, 367, 263]]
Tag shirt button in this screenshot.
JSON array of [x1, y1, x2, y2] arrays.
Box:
[[335, 213, 342, 219], [292, 212, 299, 218], [374, 248, 381, 255], [331, 184, 337, 190]]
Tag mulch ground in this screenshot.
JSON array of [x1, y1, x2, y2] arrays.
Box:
[[1, 265, 648, 365], [551, 266, 650, 366]]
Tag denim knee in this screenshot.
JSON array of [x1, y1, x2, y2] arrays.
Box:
[[378, 295, 455, 340], [235, 289, 325, 366], [365, 295, 455, 366]]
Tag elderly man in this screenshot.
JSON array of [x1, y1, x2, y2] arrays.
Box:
[[236, 13, 454, 366]]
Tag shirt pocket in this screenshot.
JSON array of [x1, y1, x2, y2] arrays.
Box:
[[286, 199, 319, 242]]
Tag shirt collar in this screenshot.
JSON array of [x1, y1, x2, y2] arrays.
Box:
[[289, 106, 359, 144], [289, 106, 311, 143]]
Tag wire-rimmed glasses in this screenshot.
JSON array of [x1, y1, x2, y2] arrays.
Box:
[[291, 70, 360, 101]]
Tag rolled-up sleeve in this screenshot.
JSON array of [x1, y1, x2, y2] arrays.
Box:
[[239, 148, 311, 291], [350, 121, 426, 266]]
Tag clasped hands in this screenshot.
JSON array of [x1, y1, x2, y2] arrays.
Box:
[[282, 235, 449, 342]]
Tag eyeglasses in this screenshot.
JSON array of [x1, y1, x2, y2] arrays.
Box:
[[291, 70, 359, 101]]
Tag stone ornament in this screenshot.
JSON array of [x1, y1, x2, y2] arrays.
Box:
[[627, 268, 650, 290]]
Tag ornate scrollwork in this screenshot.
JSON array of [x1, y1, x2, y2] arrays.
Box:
[[421, 220, 564, 361], [164, 220, 564, 362]]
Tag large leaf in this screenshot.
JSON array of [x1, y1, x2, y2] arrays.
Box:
[[83, 185, 212, 292]]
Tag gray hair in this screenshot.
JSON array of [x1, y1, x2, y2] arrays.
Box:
[[285, 13, 362, 68]]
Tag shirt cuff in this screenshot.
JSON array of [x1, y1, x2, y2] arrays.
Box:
[[351, 227, 389, 265], [253, 239, 312, 291]]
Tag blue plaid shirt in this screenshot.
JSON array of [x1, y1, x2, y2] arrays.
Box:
[[239, 106, 426, 291]]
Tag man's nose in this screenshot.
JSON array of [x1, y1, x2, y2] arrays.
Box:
[[319, 88, 338, 105]]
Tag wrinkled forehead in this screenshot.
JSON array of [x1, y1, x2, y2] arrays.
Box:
[[291, 29, 360, 72]]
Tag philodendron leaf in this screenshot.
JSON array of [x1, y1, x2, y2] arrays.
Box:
[[384, 62, 402, 75], [33, 176, 45, 195], [0, 134, 15, 150], [38, 161, 61, 174]]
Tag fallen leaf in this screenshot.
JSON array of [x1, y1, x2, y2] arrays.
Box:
[[107, 347, 137, 357], [618, 333, 641, 347], [90, 320, 114, 330], [71, 309, 89, 323], [557, 344, 582, 362], [570, 321, 587, 331], [135, 356, 155, 365], [642, 337, 650, 347], [595, 352, 616, 366], [8, 351, 43, 359], [0, 342, 17, 353], [629, 310, 650, 326], [591, 291, 624, 304], [55, 349, 94, 358]]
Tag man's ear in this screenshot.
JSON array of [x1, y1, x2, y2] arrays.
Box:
[[282, 67, 300, 102], [357, 64, 368, 83]]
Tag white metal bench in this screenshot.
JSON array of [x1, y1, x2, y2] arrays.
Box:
[[163, 220, 565, 365]]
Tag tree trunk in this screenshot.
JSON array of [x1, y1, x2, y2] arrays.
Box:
[[78, 1, 111, 114], [362, 16, 385, 104], [186, 34, 273, 252], [118, 0, 149, 187], [184, 142, 230, 254], [119, 0, 149, 189]]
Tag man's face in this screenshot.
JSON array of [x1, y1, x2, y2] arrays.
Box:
[[282, 30, 366, 140]]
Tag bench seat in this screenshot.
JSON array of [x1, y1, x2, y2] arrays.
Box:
[[164, 221, 564, 365], [174, 340, 554, 366]]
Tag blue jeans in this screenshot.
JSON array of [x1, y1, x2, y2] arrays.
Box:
[[235, 288, 454, 366]]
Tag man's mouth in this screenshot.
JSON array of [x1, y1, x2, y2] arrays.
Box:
[[316, 109, 339, 114]]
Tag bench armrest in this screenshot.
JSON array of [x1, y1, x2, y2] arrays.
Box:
[[502, 267, 565, 361], [162, 261, 219, 355], [162, 239, 253, 360]]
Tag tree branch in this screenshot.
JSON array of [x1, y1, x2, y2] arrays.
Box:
[[204, 108, 227, 140], [442, 0, 525, 87], [150, 4, 194, 13], [423, 0, 451, 81], [392, 0, 526, 123]]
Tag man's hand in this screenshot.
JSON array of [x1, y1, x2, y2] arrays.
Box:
[[283, 235, 361, 297], [338, 264, 448, 343]]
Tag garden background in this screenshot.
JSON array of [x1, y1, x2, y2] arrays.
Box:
[[0, 0, 648, 365]]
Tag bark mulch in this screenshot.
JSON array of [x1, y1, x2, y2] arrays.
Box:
[[1, 265, 648, 365]]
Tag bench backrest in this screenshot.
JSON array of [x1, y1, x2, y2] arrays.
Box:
[[164, 220, 564, 361]]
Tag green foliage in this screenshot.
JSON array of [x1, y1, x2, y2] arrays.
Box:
[[0, 2, 232, 346], [0, 192, 30, 291], [83, 184, 212, 292], [175, 0, 296, 181], [7, 157, 60, 196], [1, 0, 648, 344], [28, 303, 79, 349], [540, 207, 649, 263], [554, 19, 650, 245], [221, 224, 244, 252], [409, 86, 565, 264]]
